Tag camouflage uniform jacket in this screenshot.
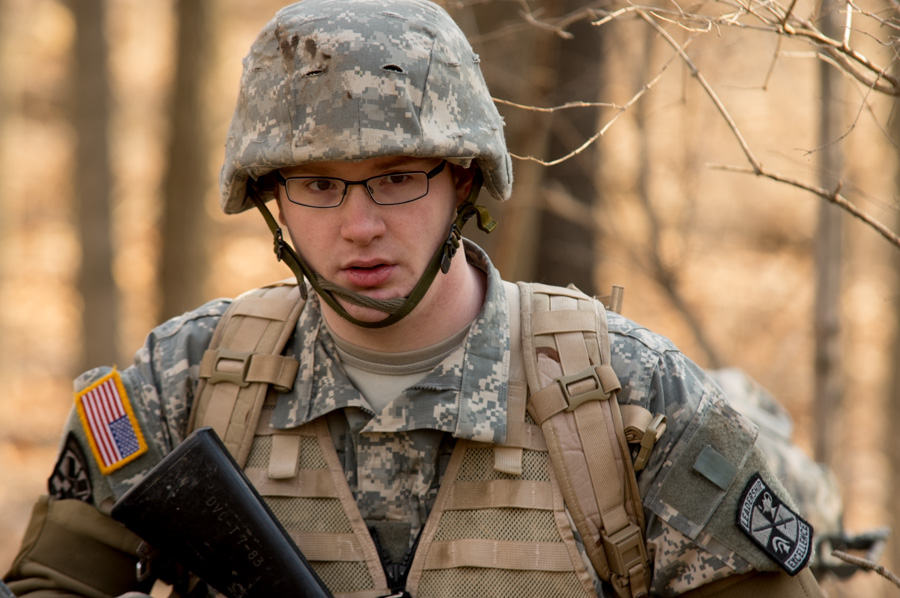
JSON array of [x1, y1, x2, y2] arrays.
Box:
[[55, 241, 799, 597]]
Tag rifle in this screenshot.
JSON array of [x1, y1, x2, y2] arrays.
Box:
[[111, 427, 333, 598]]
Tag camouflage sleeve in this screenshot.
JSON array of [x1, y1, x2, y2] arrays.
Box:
[[608, 313, 817, 597], [50, 298, 230, 511]]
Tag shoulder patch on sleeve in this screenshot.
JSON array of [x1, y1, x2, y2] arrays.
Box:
[[737, 472, 813, 575], [74, 368, 148, 475], [48, 432, 93, 502]]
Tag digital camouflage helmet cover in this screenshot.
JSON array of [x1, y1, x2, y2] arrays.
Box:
[[221, 0, 512, 212]]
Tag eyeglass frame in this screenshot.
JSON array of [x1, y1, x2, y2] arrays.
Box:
[[275, 160, 447, 208]]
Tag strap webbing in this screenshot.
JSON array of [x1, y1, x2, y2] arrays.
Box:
[[189, 281, 304, 467], [424, 539, 575, 571], [494, 281, 526, 475], [519, 282, 653, 598]]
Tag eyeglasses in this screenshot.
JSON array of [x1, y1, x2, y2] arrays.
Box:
[[275, 161, 447, 208]]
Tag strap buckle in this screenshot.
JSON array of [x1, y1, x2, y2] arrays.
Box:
[[634, 413, 667, 472], [556, 366, 611, 412], [208, 348, 252, 387], [602, 522, 649, 584]]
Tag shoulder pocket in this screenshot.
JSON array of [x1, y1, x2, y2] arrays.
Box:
[[645, 395, 758, 539], [645, 395, 804, 573]]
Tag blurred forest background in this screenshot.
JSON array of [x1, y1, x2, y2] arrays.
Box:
[[1, 0, 899, 595]]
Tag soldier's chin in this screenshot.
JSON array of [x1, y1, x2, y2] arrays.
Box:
[[336, 297, 400, 325]]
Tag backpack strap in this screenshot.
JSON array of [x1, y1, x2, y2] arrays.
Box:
[[188, 280, 305, 467], [519, 281, 662, 598]]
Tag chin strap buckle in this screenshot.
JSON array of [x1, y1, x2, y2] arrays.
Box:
[[440, 224, 462, 274], [273, 227, 286, 262]]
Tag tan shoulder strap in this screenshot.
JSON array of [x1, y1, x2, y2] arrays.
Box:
[[519, 281, 663, 598], [188, 281, 305, 467]]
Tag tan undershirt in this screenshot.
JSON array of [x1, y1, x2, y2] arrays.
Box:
[[327, 323, 471, 413]]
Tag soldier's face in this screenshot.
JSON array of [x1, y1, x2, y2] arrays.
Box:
[[275, 156, 473, 323]]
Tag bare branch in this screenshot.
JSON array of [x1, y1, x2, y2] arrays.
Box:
[[506, 30, 690, 165], [593, 0, 900, 95], [507, 0, 900, 249], [762, 34, 784, 90], [711, 164, 900, 250], [832, 550, 900, 588], [781, 0, 800, 25], [842, 1, 852, 49], [800, 68, 880, 158], [779, 17, 900, 94], [517, 1, 577, 39], [637, 9, 764, 172], [493, 98, 622, 112], [514, 0, 606, 38]]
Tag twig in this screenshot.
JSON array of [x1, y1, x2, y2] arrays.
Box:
[[800, 66, 881, 159], [832, 550, 900, 588], [507, 30, 690, 166], [493, 98, 622, 112], [710, 164, 900, 250], [761, 33, 783, 90], [638, 9, 763, 173], [515, 0, 900, 249], [593, 0, 900, 95], [779, 16, 900, 94], [781, 0, 800, 26], [842, 1, 852, 49]]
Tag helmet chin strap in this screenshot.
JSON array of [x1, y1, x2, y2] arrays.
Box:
[[248, 171, 495, 329]]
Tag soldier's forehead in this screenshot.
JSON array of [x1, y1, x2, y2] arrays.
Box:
[[280, 156, 440, 176]]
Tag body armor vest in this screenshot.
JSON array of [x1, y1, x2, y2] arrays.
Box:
[[190, 281, 665, 598]]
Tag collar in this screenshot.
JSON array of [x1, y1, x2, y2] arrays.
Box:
[[270, 240, 511, 444]]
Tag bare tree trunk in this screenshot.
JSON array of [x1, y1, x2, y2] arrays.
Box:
[[70, 0, 118, 370], [450, 1, 554, 283], [454, 1, 602, 292], [812, 0, 845, 467], [159, 0, 212, 320], [532, 1, 602, 295], [632, 25, 722, 368]]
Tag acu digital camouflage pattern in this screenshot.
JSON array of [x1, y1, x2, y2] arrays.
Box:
[[269, 241, 510, 545], [708, 368, 844, 541], [220, 0, 513, 214], [55, 241, 814, 595], [62, 299, 229, 508]]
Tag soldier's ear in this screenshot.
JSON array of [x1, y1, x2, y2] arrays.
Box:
[[451, 164, 477, 207], [273, 184, 288, 226]]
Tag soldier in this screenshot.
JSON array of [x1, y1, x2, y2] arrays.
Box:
[[4, 0, 826, 596]]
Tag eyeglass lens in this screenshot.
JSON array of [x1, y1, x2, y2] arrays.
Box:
[[285, 172, 429, 207]]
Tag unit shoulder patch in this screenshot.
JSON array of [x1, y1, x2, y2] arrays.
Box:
[[74, 369, 148, 475], [48, 432, 93, 502], [736, 472, 813, 575]]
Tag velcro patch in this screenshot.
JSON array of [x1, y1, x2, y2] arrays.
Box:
[[75, 369, 148, 475], [48, 432, 93, 502], [736, 473, 813, 575]]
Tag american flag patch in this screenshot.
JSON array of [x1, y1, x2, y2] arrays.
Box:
[[75, 369, 148, 475]]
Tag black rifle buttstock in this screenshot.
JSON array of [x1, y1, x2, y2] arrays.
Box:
[[111, 427, 333, 598]]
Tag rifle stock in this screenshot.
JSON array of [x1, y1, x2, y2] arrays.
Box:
[[111, 427, 333, 598]]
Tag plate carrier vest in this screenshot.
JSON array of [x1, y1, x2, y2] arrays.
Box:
[[189, 280, 667, 598]]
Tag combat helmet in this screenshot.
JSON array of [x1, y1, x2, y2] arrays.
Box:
[[220, 0, 512, 327]]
